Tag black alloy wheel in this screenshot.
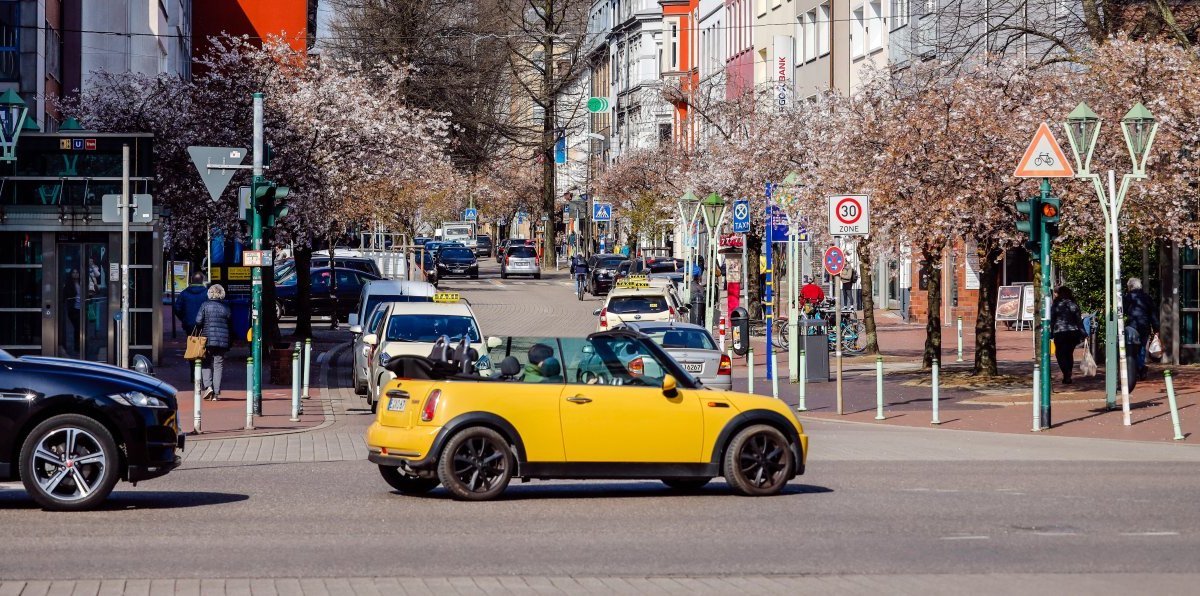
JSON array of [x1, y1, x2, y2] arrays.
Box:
[[723, 425, 793, 496], [378, 465, 440, 494], [437, 427, 513, 501], [661, 477, 712, 491], [19, 414, 121, 511]]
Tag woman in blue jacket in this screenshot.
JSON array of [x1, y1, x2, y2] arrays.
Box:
[[196, 284, 232, 400]]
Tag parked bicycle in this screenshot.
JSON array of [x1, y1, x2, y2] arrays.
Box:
[[773, 315, 866, 355]]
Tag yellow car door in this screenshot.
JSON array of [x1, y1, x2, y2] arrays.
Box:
[[557, 336, 704, 463]]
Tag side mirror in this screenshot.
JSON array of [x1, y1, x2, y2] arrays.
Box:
[[486, 336, 502, 349], [662, 374, 678, 398], [592, 308, 602, 316], [348, 324, 363, 335], [348, 313, 359, 326], [363, 333, 378, 346]]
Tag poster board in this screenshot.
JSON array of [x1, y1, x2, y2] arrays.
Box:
[[964, 239, 980, 290], [996, 285, 1022, 321], [165, 261, 190, 295], [1020, 284, 1036, 322]]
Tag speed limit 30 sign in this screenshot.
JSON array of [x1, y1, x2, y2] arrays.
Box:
[[828, 195, 870, 236]]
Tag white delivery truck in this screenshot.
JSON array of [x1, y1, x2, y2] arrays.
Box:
[[439, 221, 477, 251]]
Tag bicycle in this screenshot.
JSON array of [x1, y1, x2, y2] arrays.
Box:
[[774, 315, 866, 355], [575, 273, 586, 301]]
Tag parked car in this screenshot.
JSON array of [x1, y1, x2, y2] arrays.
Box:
[[494, 239, 509, 263], [413, 237, 432, 247], [0, 351, 184, 510], [619, 321, 732, 390], [501, 244, 541, 279], [273, 256, 382, 282], [348, 280, 437, 396], [419, 250, 438, 286], [436, 246, 480, 279], [276, 267, 382, 320], [585, 253, 625, 295], [475, 235, 493, 258]]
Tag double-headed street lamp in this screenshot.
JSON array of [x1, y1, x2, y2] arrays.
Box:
[[0, 89, 30, 162], [700, 192, 727, 330], [1063, 102, 1158, 425], [677, 191, 700, 294]]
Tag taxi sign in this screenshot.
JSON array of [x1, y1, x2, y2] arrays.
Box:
[[615, 279, 650, 289], [432, 292, 461, 303]]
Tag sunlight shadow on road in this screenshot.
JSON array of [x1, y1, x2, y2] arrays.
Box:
[[398, 481, 834, 501], [0, 490, 249, 511]]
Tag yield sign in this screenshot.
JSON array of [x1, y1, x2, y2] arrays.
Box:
[[1014, 123, 1073, 178], [188, 146, 248, 202]]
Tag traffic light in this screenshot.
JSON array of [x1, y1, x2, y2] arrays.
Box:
[[1040, 196, 1061, 242], [1015, 198, 1041, 252], [253, 180, 290, 227]]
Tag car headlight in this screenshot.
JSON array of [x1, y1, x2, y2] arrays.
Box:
[[109, 391, 169, 408], [379, 351, 392, 366]]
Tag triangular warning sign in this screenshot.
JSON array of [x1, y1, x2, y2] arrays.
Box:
[[1014, 123, 1074, 178]]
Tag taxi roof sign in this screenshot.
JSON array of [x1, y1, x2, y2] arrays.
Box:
[[615, 279, 650, 289], [432, 292, 461, 303]]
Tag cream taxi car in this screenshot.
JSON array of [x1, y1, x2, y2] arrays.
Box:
[[593, 276, 688, 332]]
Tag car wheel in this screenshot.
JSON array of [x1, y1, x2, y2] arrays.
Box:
[[19, 414, 120, 511], [722, 425, 794, 497], [471, 273, 479, 279], [661, 477, 711, 490], [437, 427, 513, 501], [275, 302, 286, 320], [354, 381, 367, 396], [378, 465, 440, 494]]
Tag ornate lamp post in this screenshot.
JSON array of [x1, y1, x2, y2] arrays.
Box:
[[677, 191, 700, 294], [0, 89, 29, 162], [1063, 102, 1158, 424], [700, 192, 727, 330]]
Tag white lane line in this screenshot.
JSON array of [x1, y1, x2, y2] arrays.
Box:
[[1120, 531, 1180, 537], [940, 536, 990, 541], [1033, 531, 1080, 536]]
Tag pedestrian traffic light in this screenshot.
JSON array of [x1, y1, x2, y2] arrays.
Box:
[[253, 180, 290, 227], [1015, 198, 1041, 252]]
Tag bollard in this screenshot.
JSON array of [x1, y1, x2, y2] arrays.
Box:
[[290, 351, 301, 422], [875, 356, 885, 420], [192, 359, 202, 434], [245, 357, 255, 430], [770, 346, 780, 400], [1032, 363, 1041, 431], [797, 348, 807, 412], [747, 347, 755, 394], [931, 361, 941, 425], [302, 338, 313, 399], [1164, 371, 1185, 441], [956, 317, 964, 362], [718, 316, 726, 353]]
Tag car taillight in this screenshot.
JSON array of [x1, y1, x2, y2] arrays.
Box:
[[599, 307, 608, 329], [719, 354, 732, 375], [506, 255, 511, 265], [421, 389, 441, 422], [628, 357, 644, 378]]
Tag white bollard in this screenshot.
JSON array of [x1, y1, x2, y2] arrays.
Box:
[[1032, 363, 1042, 431], [302, 338, 313, 399], [1164, 371, 1185, 441], [245, 357, 254, 430], [747, 347, 755, 394], [192, 359, 202, 434], [931, 361, 941, 425], [290, 350, 301, 422], [770, 347, 780, 400], [956, 316, 964, 362], [797, 348, 807, 412], [718, 316, 726, 353], [875, 356, 885, 420]]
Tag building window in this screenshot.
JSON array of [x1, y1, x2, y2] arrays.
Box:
[[0, 1, 18, 82], [852, 5, 864, 58], [659, 122, 672, 142], [46, 23, 62, 83], [803, 11, 816, 62], [868, 1, 883, 51], [817, 4, 830, 56], [668, 20, 679, 71], [892, 0, 909, 30]]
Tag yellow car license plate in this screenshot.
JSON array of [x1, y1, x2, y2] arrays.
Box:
[[387, 398, 407, 412]]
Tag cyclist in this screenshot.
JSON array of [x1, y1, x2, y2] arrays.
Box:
[[570, 253, 590, 296], [799, 276, 825, 313]]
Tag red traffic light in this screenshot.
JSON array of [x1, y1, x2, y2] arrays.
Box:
[[1041, 204, 1058, 218]]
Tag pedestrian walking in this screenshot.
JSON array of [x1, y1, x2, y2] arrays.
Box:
[[1050, 286, 1084, 384], [1123, 277, 1159, 381], [196, 284, 232, 401], [174, 272, 208, 335]]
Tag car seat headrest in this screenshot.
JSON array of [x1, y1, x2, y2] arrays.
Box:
[[539, 356, 562, 378], [499, 356, 522, 376]]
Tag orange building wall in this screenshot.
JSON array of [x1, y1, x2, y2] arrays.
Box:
[[193, 0, 310, 60]]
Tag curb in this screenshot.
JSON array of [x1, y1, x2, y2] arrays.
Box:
[[189, 342, 349, 441]]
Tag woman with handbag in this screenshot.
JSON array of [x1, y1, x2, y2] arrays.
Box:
[[1050, 286, 1084, 385], [196, 284, 232, 401]]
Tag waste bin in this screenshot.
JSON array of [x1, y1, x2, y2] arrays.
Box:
[[731, 307, 749, 356], [228, 295, 251, 345], [690, 292, 706, 327], [799, 319, 831, 382]]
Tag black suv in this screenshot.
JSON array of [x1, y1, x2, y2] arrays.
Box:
[[0, 351, 184, 510], [475, 235, 493, 258], [586, 253, 626, 295]]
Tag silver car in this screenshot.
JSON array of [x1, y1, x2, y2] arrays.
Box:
[[621, 322, 732, 390], [501, 244, 541, 279]]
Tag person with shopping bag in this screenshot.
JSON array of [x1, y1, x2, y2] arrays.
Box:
[[1050, 286, 1084, 385], [195, 284, 232, 401]]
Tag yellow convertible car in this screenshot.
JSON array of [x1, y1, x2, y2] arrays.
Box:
[[366, 330, 808, 501]]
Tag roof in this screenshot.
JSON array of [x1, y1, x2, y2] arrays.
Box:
[[609, 286, 671, 298], [363, 280, 437, 296], [623, 321, 706, 332], [383, 301, 475, 316]]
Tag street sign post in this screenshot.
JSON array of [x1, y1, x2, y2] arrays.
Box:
[[1014, 123, 1074, 178], [828, 195, 870, 236], [243, 250, 273, 267], [187, 146, 247, 202], [823, 246, 845, 277], [464, 207, 477, 221], [732, 199, 750, 233], [768, 205, 789, 243], [593, 202, 612, 222]]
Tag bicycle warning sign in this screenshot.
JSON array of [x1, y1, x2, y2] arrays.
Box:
[[1014, 122, 1074, 178]]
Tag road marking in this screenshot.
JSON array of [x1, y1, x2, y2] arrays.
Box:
[[940, 535, 990, 541], [1120, 531, 1180, 537], [1033, 531, 1080, 536]]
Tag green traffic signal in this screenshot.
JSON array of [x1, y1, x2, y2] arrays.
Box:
[[1015, 198, 1040, 252], [253, 180, 291, 227]]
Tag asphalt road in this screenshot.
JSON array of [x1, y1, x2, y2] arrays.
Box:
[[3, 260, 1199, 591]]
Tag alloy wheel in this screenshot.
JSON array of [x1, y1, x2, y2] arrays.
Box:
[[737, 433, 787, 489], [31, 427, 108, 503], [451, 436, 507, 492]]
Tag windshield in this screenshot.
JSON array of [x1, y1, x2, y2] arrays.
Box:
[[441, 248, 474, 259], [385, 314, 482, 343], [608, 295, 669, 314], [274, 263, 296, 281], [642, 328, 716, 350], [508, 246, 536, 258], [597, 257, 624, 268], [365, 294, 432, 319], [444, 226, 472, 237]]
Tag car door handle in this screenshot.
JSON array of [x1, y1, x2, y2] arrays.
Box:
[[566, 395, 592, 404]]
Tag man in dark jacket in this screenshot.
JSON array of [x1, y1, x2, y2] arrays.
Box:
[[196, 284, 232, 401], [174, 272, 208, 335], [1123, 277, 1158, 380]]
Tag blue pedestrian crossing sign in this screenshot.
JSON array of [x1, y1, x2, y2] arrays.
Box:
[[732, 199, 750, 233], [464, 207, 477, 221], [593, 203, 612, 222]]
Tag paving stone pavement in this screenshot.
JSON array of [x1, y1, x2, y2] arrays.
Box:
[[1, 573, 1196, 595]]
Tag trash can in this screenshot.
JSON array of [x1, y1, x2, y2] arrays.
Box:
[[731, 307, 750, 356], [800, 319, 831, 382], [228, 295, 251, 345], [690, 292, 706, 327]]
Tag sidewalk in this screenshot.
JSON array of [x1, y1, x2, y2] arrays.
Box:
[[159, 306, 350, 439], [725, 308, 1199, 444]]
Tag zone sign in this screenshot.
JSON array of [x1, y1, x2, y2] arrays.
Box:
[[828, 195, 870, 236]]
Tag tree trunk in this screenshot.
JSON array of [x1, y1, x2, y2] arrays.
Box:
[[972, 240, 1003, 376], [292, 245, 313, 339], [541, 10, 558, 273], [859, 241, 879, 355], [921, 245, 943, 369]]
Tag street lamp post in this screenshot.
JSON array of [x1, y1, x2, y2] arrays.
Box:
[[1063, 102, 1158, 425], [0, 89, 29, 162], [700, 192, 726, 330], [677, 191, 700, 295]]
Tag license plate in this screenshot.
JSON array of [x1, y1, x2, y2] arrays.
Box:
[[387, 398, 407, 412], [452, 269, 465, 273], [683, 363, 704, 373]]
